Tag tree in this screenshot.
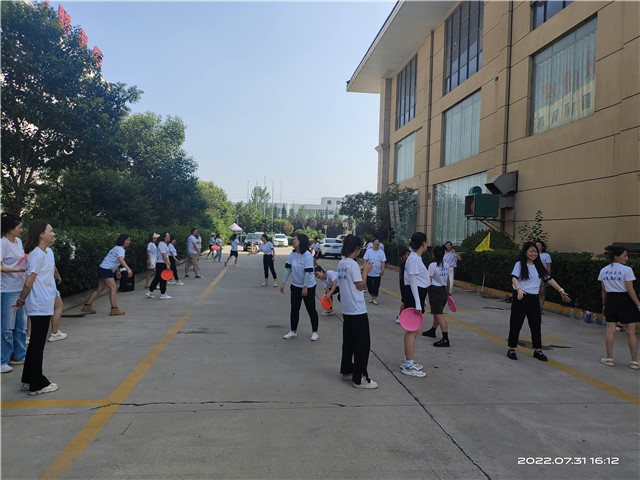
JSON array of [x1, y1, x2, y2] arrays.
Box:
[[1, 1, 141, 213], [517, 210, 549, 247], [297, 205, 308, 219], [198, 181, 235, 238], [283, 220, 294, 236], [340, 191, 378, 235], [376, 183, 418, 240]]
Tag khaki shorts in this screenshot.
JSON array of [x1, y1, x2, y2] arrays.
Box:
[[186, 253, 199, 267]]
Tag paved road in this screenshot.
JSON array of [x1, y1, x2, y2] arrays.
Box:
[[2, 248, 639, 479]]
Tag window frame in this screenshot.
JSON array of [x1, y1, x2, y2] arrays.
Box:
[[444, 1, 483, 94], [395, 55, 418, 130], [531, 1, 573, 29]]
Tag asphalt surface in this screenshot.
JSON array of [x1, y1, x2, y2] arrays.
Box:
[[2, 247, 639, 480]]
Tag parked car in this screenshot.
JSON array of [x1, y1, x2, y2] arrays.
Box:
[[319, 238, 343, 258], [273, 234, 288, 247], [244, 232, 264, 252]]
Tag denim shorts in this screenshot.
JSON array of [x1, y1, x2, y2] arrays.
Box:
[[97, 267, 114, 279]]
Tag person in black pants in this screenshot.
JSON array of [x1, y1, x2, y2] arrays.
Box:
[[249, 234, 278, 287], [280, 234, 319, 341], [146, 232, 172, 300]]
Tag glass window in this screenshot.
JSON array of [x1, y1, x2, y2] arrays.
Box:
[[445, 2, 483, 94], [532, 1, 573, 29], [531, 18, 596, 135], [434, 172, 487, 245], [396, 56, 418, 130], [442, 90, 481, 166], [394, 133, 415, 183]]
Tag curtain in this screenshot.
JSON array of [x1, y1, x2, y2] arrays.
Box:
[[394, 133, 415, 183], [443, 90, 481, 166]]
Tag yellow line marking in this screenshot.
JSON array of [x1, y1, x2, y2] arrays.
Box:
[[379, 286, 639, 406], [39, 267, 228, 480], [2, 399, 109, 408], [198, 267, 227, 301]]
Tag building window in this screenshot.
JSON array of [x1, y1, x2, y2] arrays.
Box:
[[394, 132, 415, 183], [336, 201, 341, 205], [532, 1, 573, 29], [531, 18, 596, 135], [444, 1, 483, 94], [395, 55, 417, 130], [442, 90, 481, 166], [327, 200, 332, 205], [434, 172, 486, 245]]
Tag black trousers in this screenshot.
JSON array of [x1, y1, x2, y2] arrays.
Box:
[[508, 293, 542, 349], [263, 255, 277, 279], [366, 276, 381, 297], [149, 263, 168, 294], [340, 313, 371, 384], [290, 285, 319, 332], [21, 315, 51, 391], [169, 257, 179, 281]]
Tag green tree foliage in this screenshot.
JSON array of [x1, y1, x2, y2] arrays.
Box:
[[340, 191, 378, 235], [1, 1, 141, 213], [459, 229, 518, 252], [517, 210, 550, 247], [282, 220, 294, 236], [198, 181, 235, 240], [376, 183, 417, 240]]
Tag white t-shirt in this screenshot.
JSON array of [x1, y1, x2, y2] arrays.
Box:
[[231, 239, 240, 251], [444, 251, 458, 268], [363, 248, 386, 277], [366, 242, 385, 251], [147, 242, 157, 257], [259, 241, 275, 255], [512, 262, 548, 294], [320, 270, 338, 290], [312, 242, 321, 253], [337, 257, 366, 315], [99, 246, 125, 272], [196, 236, 202, 251], [428, 261, 450, 287], [168, 243, 177, 257], [539, 252, 552, 269], [286, 250, 316, 288], [209, 236, 215, 246], [24, 247, 56, 316], [404, 252, 430, 288], [156, 242, 169, 264], [216, 238, 222, 247], [598, 262, 636, 293], [187, 235, 199, 254], [1, 236, 26, 292]]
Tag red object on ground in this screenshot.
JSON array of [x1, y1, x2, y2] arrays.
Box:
[[399, 308, 424, 332], [161, 269, 173, 281]]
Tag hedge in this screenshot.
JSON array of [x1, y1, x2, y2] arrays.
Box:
[[379, 244, 640, 313], [50, 225, 196, 297]]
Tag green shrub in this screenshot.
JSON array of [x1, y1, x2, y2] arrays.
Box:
[[460, 230, 518, 252]]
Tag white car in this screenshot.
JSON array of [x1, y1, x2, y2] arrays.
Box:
[[273, 234, 288, 247], [319, 238, 342, 258]]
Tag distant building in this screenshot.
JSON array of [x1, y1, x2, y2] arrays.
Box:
[[273, 197, 344, 217]]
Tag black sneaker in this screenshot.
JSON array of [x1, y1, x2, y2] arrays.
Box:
[[433, 338, 450, 347], [507, 349, 518, 360], [421, 329, 436, 338], [533, 350, 548, 361]]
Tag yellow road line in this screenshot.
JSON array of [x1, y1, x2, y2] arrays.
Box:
[[39, 268, 227, 480], [1, 399, 109, 408], [380, 286, 640, 406]]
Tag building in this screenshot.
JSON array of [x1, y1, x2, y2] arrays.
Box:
[[347, 0, 639, 252], [273, 196, 344, 217]]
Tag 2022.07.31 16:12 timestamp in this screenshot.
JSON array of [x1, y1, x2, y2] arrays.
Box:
[[517, 457, 619, 465]]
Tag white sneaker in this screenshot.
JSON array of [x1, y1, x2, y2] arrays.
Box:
[[29, 383, 59, 396], [400, 361, 424, 370], [167, 280, 177, 285], [283, 331, 297, 339], [48, 331, 67, 342], [262, 281, 268, 287], [273, 282, 278, 287], [395, 316, 400, 325], [340, 373, 352, 381], [310, 332, 319, 341], [321, 309, 333, 316], [21, 383, 30, 391], [145, 292, 155, 298], [353, 377, 378, 389], [176, 281, 185, 286], [401, 364, 426, 377], [368, 298, 373, 303], [372, 298, 378, 305], [159, 294, 172, 300], [1, 364, 13, 373]]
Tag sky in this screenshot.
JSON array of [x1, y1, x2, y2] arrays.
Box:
[[46, 0, 396, 205]]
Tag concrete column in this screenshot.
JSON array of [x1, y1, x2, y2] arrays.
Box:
[[376, 78, 392, 193]]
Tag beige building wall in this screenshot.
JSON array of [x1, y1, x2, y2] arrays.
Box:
[[377, 1, 639, 253]]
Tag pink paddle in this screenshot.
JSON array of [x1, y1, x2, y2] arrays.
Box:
[[447, 295, 457, 312], [399, 308, 424, 332]]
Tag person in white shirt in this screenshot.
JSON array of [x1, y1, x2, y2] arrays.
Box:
[[443, 241, 461, 294], [598, 246, 640, 369], [400, 232, 430, 378], [225, 234, 240, 267], [13, 220, 59, 395], [312, 237, 321, 265], [206, 233, 216, 259], [184, 228, 201, 278], [280, 234, 319, 341], [507, 242, 570, 362], [82, 234, 133, 315], [248, 234, 278, 287], [214, 234, 223, 262], [337, 235, 377, 389], [535, 241, 552, 312], [427, 246, 451, 347], [145, 233, 159, 288], [167, 236, 184, 286], [315, 265, 338, 316], [363, 239, 386, 305], [1, 213, 27, 373], [147, 232, 172, 299], [365, 235, 385, 253]]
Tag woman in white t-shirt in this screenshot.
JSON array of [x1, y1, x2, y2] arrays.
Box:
[[280, 234, 319, 341], [206, 233, 215, 259], [535, 241, 552, 312], [363, 239, 386, 305], [82, 234, 133, 316], [224, 234, 240, 267], [427, 245, 451, 348], [598, 246, 640, 369], [337, 235, 377, 388], [507, 242, 570, 362], [249, 234, 278, 287], [315, 265, 338, 316], [13, 220, 59, 395], [443, 241, 461, 294], [1, 213, 27, 373], [145, 233, 159, 288], [400, 232, 430, 378], [167, 236, 184, 286], [147, 232, 172, 299], [214, 234, 223, 262]]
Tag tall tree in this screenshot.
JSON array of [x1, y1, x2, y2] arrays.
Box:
[[1, 1, 140, 213], [377, 183, 417, 240], [340, 191, 379, 235]]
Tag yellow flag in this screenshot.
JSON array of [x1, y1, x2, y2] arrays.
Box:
[[475, 232, 493, 252]]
